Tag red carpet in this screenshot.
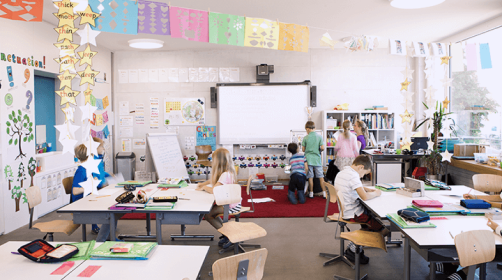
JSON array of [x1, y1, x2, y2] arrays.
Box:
[[122, 186, 339, 220]]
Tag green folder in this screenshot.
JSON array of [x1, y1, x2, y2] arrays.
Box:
[[90, 242, 157, 260], [375, 185, 440, 192], [157, 181, 188, 188], [117, 181, 152, 186], [386, 213, 436, 229], [57, 240, 96, 261]]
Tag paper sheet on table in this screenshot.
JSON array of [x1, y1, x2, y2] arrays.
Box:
[[248, 198, 275, 203], [108, 173, 125, 186]]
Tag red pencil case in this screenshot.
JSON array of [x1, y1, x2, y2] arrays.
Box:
[[18, 239, 79, 263], [412, 200, 443, 208]]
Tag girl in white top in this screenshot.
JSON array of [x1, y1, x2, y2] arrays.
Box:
[[196, 147, 241, 230]]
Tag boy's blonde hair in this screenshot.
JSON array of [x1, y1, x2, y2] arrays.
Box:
[[305, 121, 315, 129], [211, 148, 236, 186], [74, 144, 88, 162]]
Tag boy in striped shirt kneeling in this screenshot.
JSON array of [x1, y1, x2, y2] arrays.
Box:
[[287, 143, 308, 204]]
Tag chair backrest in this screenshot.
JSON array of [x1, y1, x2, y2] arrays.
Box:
[[472, 174, 502, 193], [25, 185, 42, 209], [62, 177, 73, 195], [454, 230, 495, 268], [212, 248, 268, 280], [195, 145, 212, 162], [214, 184, 242, 206]]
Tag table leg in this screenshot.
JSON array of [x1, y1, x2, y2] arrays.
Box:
[[156, 213, 163, 245], [81, 224, 87, 241], [110, 213, 116, 241], [146, 213, 151, 236], [479, 263, 486, 280], [404, 237, 411, 280], [429, 262, 436, 280]]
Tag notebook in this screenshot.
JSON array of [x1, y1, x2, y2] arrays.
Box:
[[90, 242, 157, 260], [412, 200, 443, 208]]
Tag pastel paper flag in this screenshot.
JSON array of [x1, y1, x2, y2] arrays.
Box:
[[89, 0, 138, 34], [479, 43, 492, 69], [96, 114, 103, 126], [244, 17, 279, 50], [96, 130, 104, 139], [278, 23, 309, 53], [103, 125, 110, 138], [102, 96, 109, 109], [451, 43, 464, 72], [0, 0, 43, 22], [102, 111, 109, 123], [138, 0, 170, 35], [96, 99, 104, 110], [91, 129, 97, 138], [169, 7, 208, 42], [466, 43, 477, 71], [208, 12, 245, 46], [90, 94, 96, 106]]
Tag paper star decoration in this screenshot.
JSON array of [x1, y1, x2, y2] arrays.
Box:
[[61, 103, 75, 123], [424, 107, 435, 119], [72, 0, 89, 12], [55, 122, 80, 141], [53, 12, 79, 28], [76, 24, 100, 46], [81, 156, 101, 176], [401, 140, 412, 151], [60, 138, 78, 156], [57, 70, 77, 89], [401, 101, 414, 110], [79, 5, 100, 27], [81, 121, 91, 141], [440, 56, 452, 65], [56, 86, 80, 106], [54, 55, 79, 73], [400, 79, 411, 91], [54, 24, 79, 42], [400, 110, 414, 124], [55, 0, 77, 16], [424, 86, 437, 100], [427, 140, 435, 151], [442, 97, 450, 109], [77, 65, 100, 86], [79, 103, 98, 122], [441, 76, 454, 88], [54, 39, 80, 58], [83, 84, 93, 104], [77, 44, 98, 66], [424, 68, 433, 80], [425, 58, 434, 69], [85, 137, 102, 157], [79, 175, 101, 196], [401, 91, 414, 102], [401, 67, 414, 81], [401, 123, 413, 139], [441, 150, 452, 162]]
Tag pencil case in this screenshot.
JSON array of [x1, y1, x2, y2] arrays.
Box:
[[18, 239, 79, 263], [153, 196, 178, 202], [397, 208, 430, 223], [460, 199, 491, 209], [115, 191, 135, 203]]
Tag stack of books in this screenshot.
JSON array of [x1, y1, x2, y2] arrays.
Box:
[[386, 213, 436, 229], [144, 199, 176, 210], [90, 242, 157, 260]]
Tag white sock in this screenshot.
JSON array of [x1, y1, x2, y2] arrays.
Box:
[[323, 191, 326, 197]]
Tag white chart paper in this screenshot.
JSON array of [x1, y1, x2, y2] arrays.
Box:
[[118, 70, 128, 83], [159, 68, 169, 82], [128, 69, 138, 83], [139, 69, 148, 83], [179, 68, 189, 82], [169, 68, 179, 82], [189, 68, 198, 82], [209, 68, 218, 82], [148, 69, 159, 82]]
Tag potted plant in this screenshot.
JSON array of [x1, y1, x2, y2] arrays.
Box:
[[416, 101, 454, 180]]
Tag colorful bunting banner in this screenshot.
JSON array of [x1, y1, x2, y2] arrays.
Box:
[[169, 7, 209, 42], [244, 17, 279, 50], [466, 43, 477, 71], [91, 125, 110, 139], [278, 23, 309, 53], [209, 12, 245, 46], [479, 43, 492, 69], [138, 0, 170, 35], [89, 0, 138, 34], [0, 0, 43, 22]]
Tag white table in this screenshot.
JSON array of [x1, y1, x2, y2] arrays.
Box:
[[58, 184, 214, 244], [360, 185, 502, 280], [0, 241, 209, 280]]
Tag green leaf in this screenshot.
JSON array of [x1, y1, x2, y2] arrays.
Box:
[[8, 139, 12, 145], [6, 121, 10, 126], [29, 127, 33, 132], [23, 137, 27, 142], [11, 111, 15, 118], [23, 123, 27, 128], [29, 122, 33, 127], [17, 116, 21, 122], [14, 139, 18, 145], [18, 109, 21, 115], [6, 128, 9, 134], [13, 118, 17, 124], [8, 115, 12, 121]]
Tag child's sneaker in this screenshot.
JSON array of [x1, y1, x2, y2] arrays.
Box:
[[446, 270, 467, 280], [91, 224, 100, 234], [323, 191, 326, 199], [344, 248, 369, 264], [309, 192, 314, 198]]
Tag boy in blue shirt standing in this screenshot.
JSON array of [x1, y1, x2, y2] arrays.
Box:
[[302, 121, 326, 198], [287, 143, 308, 204]]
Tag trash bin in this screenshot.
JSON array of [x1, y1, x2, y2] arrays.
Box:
[[116, 152, 136, 181]]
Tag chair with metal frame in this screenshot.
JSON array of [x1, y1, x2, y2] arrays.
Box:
[[62, 176, 73, 202], [212, 248, 268, 280], [25, 185, 80, 241], [454, 230, 496, 280]]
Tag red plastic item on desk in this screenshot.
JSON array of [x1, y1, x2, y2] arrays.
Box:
[[412, 167, 427, 180]]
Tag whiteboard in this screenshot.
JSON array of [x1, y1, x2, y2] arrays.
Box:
[[145, 133, 189, 180], [218, 84, 309, 144]]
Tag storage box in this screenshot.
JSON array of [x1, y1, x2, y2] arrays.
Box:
[[479, 144, 490, 153], [453, 144, 479, 156]]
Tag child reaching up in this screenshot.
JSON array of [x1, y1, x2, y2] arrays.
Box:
[[302, 121, 326, 198], [91, 137, 111, 189], [196, 147, 240, 248]]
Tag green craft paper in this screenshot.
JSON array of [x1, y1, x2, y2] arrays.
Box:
[[57, 240, 96, 261], [90, 94, 96, 106], [208, 12, 245, 46]]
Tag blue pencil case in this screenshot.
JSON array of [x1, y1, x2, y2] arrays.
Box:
[[460, 199, 491, 209]]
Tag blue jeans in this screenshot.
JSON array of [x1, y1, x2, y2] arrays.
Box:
[[96, 214, 124, 242]]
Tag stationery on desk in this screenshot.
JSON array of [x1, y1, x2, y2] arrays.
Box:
[[386, 213, 436, 229], [116, 181, 152, 187], [56, 240, 96, 261], [90, 242, 157, 260]]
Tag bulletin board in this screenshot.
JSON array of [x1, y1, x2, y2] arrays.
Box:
[[164, 98, 205, 126]]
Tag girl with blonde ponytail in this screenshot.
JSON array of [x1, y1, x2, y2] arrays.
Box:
[[334, 120, 360, 170]]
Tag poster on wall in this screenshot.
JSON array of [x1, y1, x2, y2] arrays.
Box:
[[150, 97, 160, 129], [196, 126, 216, 150], [164, 98, 205, 126], [0, 62, 36, 233]]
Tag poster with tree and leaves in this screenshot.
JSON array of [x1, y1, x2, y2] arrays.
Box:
[[6, 109, 34, 160]]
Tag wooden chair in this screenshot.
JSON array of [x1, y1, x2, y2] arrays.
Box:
[[212, 248, 268, 280], [62, 176, 73, 202], [454, 230, 496, 280], [25, 185, 80, 241], [215, 184, 267, 255], [472, 174, 502, 194], [196, 145, 213, 180], [217, 182, 258, 253], [320, 183, 367, 268]]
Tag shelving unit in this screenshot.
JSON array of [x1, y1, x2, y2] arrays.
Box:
[[322, 110, 396, 166]]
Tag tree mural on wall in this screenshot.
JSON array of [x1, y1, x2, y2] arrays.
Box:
[[18, 162, 26, 189], [11, 162, 28, 212], [28, 157, 36, 187], [6, 110, 34, 160], [4, 165, 13, 190]]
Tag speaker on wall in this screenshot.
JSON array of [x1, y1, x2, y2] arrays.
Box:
[[310, 86, 317, 107], [210, 87, 217, 108]]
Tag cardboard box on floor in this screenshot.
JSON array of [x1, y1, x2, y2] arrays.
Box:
[[454, 144, 479, 156]]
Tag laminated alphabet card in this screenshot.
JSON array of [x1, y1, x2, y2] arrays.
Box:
[[244, 17, 279, 50], [169, 7, 208, 42]]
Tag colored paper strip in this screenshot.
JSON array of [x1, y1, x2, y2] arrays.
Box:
[[450, 43, 464, 72], [278, 23, 309, 53], [466, 43, 477, 71], [0, 1, 43, 22], [479, 43, 492, 69], [208, 12, 245, 46], [89, 0, 138, 34], [244, 17, 279, 50], [51, 261, 75, 275], [77, 265, 101, 277], [138, 0, 170, 35], [169, 7, 209, 42]]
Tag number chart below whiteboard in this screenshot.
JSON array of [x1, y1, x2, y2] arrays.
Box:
[[145, 133, 189, 180]]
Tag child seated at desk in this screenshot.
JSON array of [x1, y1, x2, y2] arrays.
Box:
[[92, 137, 111, 189], [333, 155, 388, 264], [196, 147, 241, 249]]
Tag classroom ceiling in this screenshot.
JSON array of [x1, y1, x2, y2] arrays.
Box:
[[42, 0, 502, 52]]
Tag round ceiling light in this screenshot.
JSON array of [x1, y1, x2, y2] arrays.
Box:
[[390, 0, 445, 9], [128, 39, 164, 49]]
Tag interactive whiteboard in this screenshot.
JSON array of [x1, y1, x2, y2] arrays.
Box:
[[218, 84, 309, 144], [145, 133, 189, 180]]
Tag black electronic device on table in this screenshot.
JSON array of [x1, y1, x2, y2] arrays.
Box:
[[410, 137, 429, 151]]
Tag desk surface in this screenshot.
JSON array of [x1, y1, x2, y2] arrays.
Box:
[[0, 241, 209, 280]]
